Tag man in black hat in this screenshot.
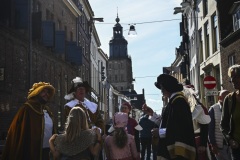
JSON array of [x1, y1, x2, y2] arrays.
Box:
[[143, 74, 196, 160], [64, 77, 104, 133]]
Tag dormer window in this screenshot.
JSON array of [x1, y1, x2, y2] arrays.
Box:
[[229, 2, 240, 32], [233, 8, 240, 31]]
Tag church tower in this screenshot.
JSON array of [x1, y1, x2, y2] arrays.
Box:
[[107, 15, 134, 91]]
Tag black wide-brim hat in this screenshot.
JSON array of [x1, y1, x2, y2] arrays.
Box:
[[154, 74, 183, 93], [64, 77, 91, 100], [68, 81, 91, 93]]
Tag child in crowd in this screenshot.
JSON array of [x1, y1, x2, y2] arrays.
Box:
[[104, 112, 140, 160]]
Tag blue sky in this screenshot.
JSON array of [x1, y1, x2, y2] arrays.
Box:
[[89, 0, 182, 114]]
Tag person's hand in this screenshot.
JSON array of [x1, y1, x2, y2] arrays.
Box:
[[142, 104, 153, 116], [49, 134, 58, 142], [197, 146, 206, 154], [151, 128, 159, 137], [92, 127, 101, 140], [229, 139, 239, 149]]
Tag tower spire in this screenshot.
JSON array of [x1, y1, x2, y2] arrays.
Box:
[[116, 7, 120, 23]]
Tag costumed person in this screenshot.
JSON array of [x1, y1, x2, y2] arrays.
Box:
[[182, 84, 211, 160], [143, 74, 196, 159], [104, 112, 140, 160], [64, 77, 104, 160], [109, 102, 142, 153], [49, 107, 102, 159], [64, 77, 104, 132], [1, 82, 56, 160], [208, 90, 231, 160], [221, 64, 240, 159]]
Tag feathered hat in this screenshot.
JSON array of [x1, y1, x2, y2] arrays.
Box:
[[64, 77, 91, 100], [27, 82, 55, 100]]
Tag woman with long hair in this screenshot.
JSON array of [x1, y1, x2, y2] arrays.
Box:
[[104, 112, 140, 160], [49, 107, 102, 160]]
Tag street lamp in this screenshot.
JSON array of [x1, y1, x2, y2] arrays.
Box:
[[173, 7, 184, 14], [91, 17, 104, 22], [128, 24, 137, 37], [173, 1, 191, 15]]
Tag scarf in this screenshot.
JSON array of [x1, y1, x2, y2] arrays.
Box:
[[54, 129, 96, 156]]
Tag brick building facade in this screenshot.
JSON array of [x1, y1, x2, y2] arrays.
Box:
[[218, 0, 240, 91], [0, 2, 103, 153], [0, 26, 82, 140]]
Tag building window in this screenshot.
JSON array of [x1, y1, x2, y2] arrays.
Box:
[[212, 14, 219, 53], [228, 54, 236, 67], [46, 9, 50, 20], [203, 0, 208, 17], [115, 75, 118, 81], [78, 32, 81, 45], [233, 8, 240, 31], [82, 40, 85, 57], [86, 44, 89, 60], [82, 64, 85, 80], [64, 26, 68, 40], [205, 22, 210, 59], [82, 16, 85, 30], [70, 31, 73, 41], [199, 29, 203, 63], [36, 2, 41, 12], [86, 67, 89, 82], [57, 20, 61, 30], [51, 13, 54, 20]]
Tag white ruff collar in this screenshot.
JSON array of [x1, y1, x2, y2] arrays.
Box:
[[65, 98, 98, 114]]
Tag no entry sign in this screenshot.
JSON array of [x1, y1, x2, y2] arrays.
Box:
[[203, 76, 216, 89]]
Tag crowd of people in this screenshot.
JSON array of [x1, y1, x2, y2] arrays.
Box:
[[1, 64, 240, 160]]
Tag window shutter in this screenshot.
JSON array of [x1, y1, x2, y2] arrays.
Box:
[[66, 42, 82, 66], [15, 0, 28, 29], [42, 21, 55, 47], [32, 12, 42, 40], [55, 31, 65, 55]]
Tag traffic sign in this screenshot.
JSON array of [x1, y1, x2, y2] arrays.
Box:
[[205, 89, 218, 96], [203, 76, 216, 89]]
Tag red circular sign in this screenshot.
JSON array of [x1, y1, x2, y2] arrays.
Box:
[[203, 76, 216, 89]]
